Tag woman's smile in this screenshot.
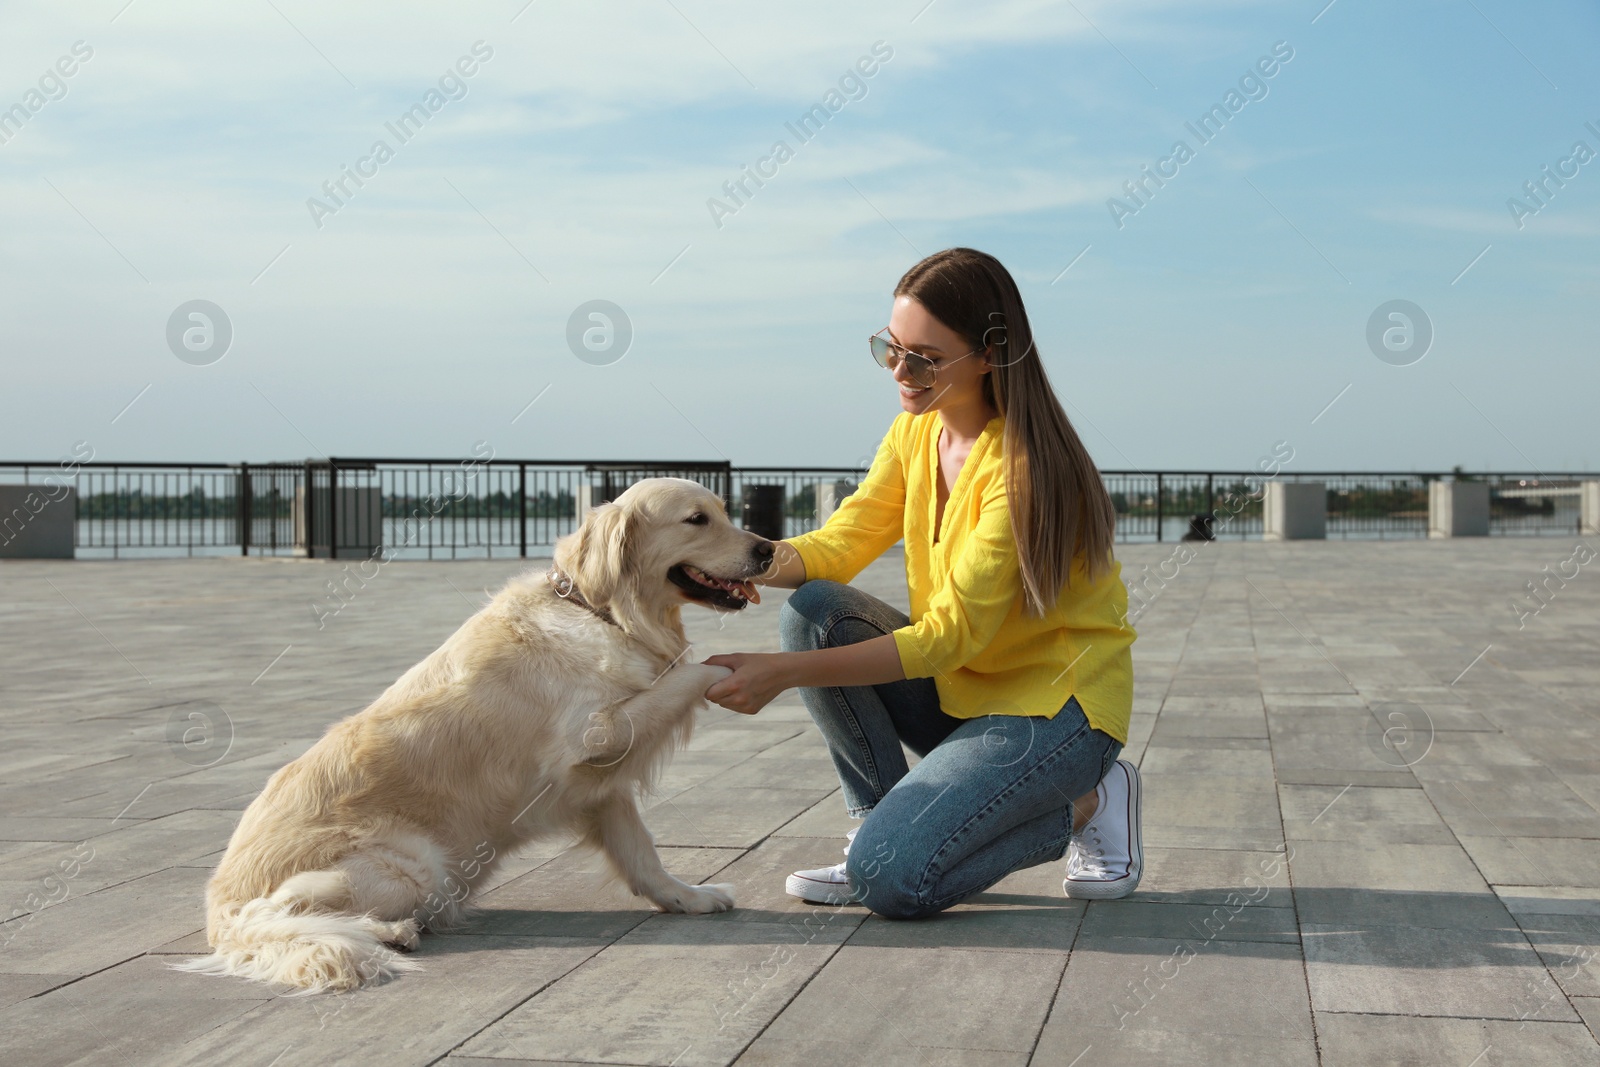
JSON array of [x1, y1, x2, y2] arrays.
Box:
[[883, 293, 994, 424]]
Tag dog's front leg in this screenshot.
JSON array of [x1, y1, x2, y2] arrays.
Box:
[[593, 793, 734, 914], [577, 662, 730, 767]]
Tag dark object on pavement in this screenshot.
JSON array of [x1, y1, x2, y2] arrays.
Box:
[[742, 484, 786, 541], [1182, 515, 1215, 542]]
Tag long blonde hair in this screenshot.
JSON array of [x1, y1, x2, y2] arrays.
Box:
[[895, 248, 1116, 616]]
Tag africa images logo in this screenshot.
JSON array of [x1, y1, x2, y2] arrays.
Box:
[[705, 41, 894, 229], [1107, 41, 1294, 229], [305, 42, 494, 229], [0, 40, 94, 147]]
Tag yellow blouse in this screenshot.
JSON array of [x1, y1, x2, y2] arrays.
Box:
[[786, 411, 1135, 744]]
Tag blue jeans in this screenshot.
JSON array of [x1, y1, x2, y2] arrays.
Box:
[[780, 579, 1123, 919]]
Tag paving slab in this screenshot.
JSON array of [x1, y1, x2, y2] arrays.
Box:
[[1136, 846, 1293, 909], [1274, 768, 1421, 788], [642, 784, 837, 849], [1140, 773, 1283, 831], [1419, 774, 1600, 839], [1314, 1012, 1599, 1066], [168, 934, 609, 1067], [0, 955, 271, 1067], [1079, 898, 1300, 944], [739, 943, 1064, 1063], [1461, 835, 1600, 890], [1137, 737, 1276, 778], [1301, 920, 1580, 1021], [456, 919, 851, 1066], [1287, 840, 1509, 929], [1034, 936, 1315, 1064], [0, 866, 209, 975], [1279, 784, 1458, 845], [1491, 890, 1600, 998], [0, 972, 75, 1009], [1575, 996, 1600, 1045], [767, 792, 854, 840]]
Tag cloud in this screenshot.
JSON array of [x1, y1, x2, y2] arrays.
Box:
[[3, 0, 1594, 472], [1365, 203, 1600, 237]]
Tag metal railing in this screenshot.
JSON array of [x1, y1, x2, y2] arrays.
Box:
[[0, 462, 243, 559], [0, 461, 1590, 559], [298, 459, 744, 560], [1103, 471, 1588, 542]]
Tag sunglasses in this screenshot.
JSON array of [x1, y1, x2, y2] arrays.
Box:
[[869, 328, 980, 389]]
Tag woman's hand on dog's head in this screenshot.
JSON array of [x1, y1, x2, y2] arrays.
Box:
[[701, 653, 789, 716]]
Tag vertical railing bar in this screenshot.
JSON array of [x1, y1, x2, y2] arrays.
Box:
[[1155, 472, 1164, 543], [329, 461, 339, 561], [241, 462, 251, 556]]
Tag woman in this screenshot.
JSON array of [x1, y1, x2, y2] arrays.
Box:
[[704, 248, 1141, 918]]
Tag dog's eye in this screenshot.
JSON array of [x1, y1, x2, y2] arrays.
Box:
[[683, 513, 709, 525]]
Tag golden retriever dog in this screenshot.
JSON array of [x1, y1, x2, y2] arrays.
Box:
[[178, 477, 772, 993]]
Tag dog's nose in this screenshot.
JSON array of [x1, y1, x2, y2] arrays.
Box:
[[752, 540, 775, 563]]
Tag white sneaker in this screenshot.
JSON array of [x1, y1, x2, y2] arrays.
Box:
[[1064, 759, 1143, 900], [785, 827, 860, 905]]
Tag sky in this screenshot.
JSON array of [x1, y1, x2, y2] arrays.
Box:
[[2, 0, 1597, 473]]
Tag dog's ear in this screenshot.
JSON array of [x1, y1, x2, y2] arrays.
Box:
[[561, 502, 633, 609]]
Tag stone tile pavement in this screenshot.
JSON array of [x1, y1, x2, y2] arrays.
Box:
[[0, 537, 1597, 1065]]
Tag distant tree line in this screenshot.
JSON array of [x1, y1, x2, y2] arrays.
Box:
[[383, 489, 576, 519], [67, 478, 1567, 525]]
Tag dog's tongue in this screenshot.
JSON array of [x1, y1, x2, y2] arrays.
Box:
[[740, 581, 761, 605]]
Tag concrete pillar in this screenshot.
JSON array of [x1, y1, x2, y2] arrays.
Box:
[[1263, 481, 1326, 541], [1583, 481, 1600, 537], [817, 484, 841, 526], [0, 485, 75, 559], [818, 480, 856, 526], [294, 486, 383, 558], [336, 487, 383, 557], [1428, 480, 1490, 538], [576, 483, 599, 524]]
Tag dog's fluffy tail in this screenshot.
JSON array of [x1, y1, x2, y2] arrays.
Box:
[[174, 895, 420, 994]]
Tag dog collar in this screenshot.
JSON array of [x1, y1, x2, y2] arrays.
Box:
[[546, 567, 619, 628]]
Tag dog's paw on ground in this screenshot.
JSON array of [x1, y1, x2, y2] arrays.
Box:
[[679, 882, 737, 914], [653, 881, 736, 914], [377, 917, 423, 953]]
